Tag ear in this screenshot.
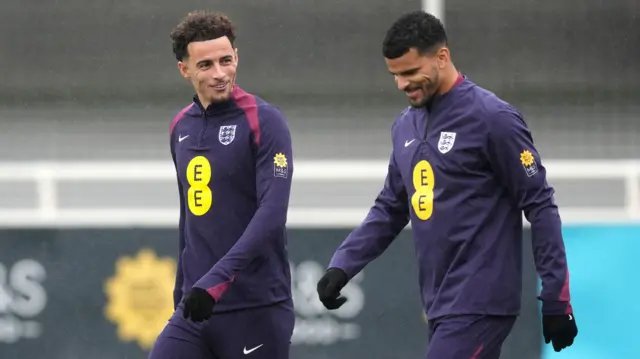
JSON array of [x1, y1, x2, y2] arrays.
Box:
[[234, 48, 239, 67], [435, 47, 450, 69], [177, 61, 190, 79]]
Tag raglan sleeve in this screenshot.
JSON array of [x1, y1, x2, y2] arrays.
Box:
[[487, 107, 573, 315], [170, 129, 186, 309], [327, 121, 410, 280], [193, 105, 293, 300]]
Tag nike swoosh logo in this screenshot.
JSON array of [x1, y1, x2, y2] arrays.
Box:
[[568, 314, 573, 320], [178, 135, 189, 142], [243, 344, 263, 354], [404, 139, 416, 147]]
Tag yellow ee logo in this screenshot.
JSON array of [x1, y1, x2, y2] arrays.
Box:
[[186, 156, 212, 216], [104, 249, 176, 350], [411, 160, 435, 220]]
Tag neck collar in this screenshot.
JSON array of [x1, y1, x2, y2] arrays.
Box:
[[426, 72, 466, 112]]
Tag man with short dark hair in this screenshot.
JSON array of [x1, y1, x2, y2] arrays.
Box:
[[148, 10, 295, 359], [316, 11, 578, 358]]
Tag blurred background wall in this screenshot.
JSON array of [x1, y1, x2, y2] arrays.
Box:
[[0, 0, 638, 160], [0, 1, 638, 358]]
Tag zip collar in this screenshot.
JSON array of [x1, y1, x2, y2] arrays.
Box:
[[425, 72, 467, 113]]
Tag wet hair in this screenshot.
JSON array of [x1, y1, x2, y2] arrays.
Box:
[[382, 11, 447, 59], [170, 11, 236, 61]]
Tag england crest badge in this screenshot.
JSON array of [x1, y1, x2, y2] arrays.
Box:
[[437, 132, 456, 154], [218, 125, 237, 145]]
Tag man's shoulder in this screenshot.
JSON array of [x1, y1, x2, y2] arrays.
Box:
[[255, 98, 286, 122], [252, 99, 290, 134], [462, 82, 523, 127], [232, 89, 290, 148], [234, 86, 287, 125], [170, 102, 196, 136], [392, 105, 419, 130]]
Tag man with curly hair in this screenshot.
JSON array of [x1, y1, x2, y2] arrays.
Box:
[[148, 11, 294, 359], [316, 11, 578, 358]]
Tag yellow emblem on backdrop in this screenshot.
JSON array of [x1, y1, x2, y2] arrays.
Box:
[[104, 249, 176, 350]]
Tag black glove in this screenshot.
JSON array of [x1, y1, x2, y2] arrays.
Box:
[[542, 313, 578, 352], [316, 268, 349, 310], [182, 287, 215, 323]]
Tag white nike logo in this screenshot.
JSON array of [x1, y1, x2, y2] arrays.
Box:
[[568, 314, 573, 320], [404, 139, 416, 147], [243, 344, 263, 355], [178, 134, 189, 142]]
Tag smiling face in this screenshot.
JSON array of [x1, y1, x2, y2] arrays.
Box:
[[384, 47, 449, 108], [170, 11, 238, 108], [381, 11, 451, 108], [178, 36, 238, 107]]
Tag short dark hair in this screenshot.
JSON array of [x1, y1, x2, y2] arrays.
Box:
[[382, 11, 447, 59], [170, 11, 237, 61]]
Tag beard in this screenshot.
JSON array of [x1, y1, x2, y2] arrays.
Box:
[[207, 82, 232, 103], [197, 71, 237, 105], [407, 67, 440, 108]]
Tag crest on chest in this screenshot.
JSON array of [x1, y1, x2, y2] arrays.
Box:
[[218, 125, 237, 145], [437, 131, 457, 154]]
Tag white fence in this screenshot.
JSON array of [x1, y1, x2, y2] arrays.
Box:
[[0, 160, 638, 228]]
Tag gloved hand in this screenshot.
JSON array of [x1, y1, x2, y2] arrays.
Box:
[[182, 287, 215, 322], [316, 267, 349, 310], [542, 313, 578, 352]]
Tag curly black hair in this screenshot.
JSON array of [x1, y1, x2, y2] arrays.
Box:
[[382, 11, 447, 59], [170, 11, 237, 61]]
